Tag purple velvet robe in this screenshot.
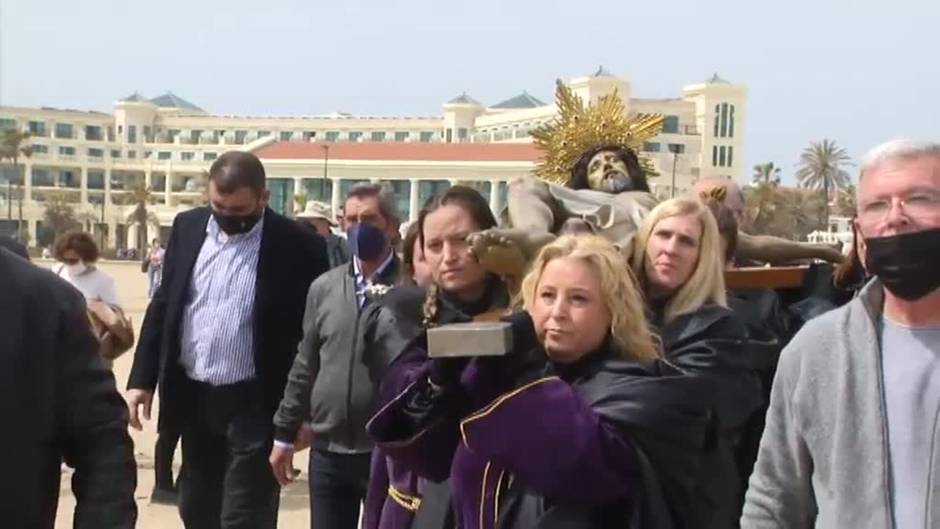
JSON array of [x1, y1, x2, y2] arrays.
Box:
[[367, 345, 637, 529]]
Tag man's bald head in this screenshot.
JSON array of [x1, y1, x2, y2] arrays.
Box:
[[693, 177, 746, 222]]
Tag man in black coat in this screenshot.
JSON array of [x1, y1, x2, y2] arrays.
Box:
[[0, 248, 137, 529], [127, 151, 329, 529]]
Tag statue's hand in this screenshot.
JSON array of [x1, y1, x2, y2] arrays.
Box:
[[468, 229, 528, 278]]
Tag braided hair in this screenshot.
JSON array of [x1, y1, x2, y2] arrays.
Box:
[[417, 186, 498, 327]]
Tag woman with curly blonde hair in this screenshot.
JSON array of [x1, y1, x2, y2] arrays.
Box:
[[369, 235, 723, 528], [631, 196, 763, 527]]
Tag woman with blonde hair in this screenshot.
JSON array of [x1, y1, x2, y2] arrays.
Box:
[[368, 235, 722, 529], [632, 197, 762, 527]]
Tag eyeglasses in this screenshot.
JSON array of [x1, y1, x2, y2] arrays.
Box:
[[858, 192, 940, 224]]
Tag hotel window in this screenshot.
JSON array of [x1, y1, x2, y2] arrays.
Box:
[[325, 131, 340, 142], [181, 152, 195, 161], [0, 118, 16, 130], [726, 146, 734, 166], [668, 143, 686, 154], [457, 128, 468, 140], [111, 150, 121, 159], [371, 132, 386, 142], [127, 151, 136, 159], [418, 180, 451, 206], [60, 170, 78, 187], [713, 103, 736, 139], [158, 152, 171, 160], [54, 123, 74, 138], [256, 130, 271, 138], [32, 168, 53, 187], [302, 131, 317, 142], [28, 121, 47, 137], [235, 130, 248, 144], [87, 171, 104, 189], [191, 130, 202, 143], [394, 131, 409, 142], [168, 129, 181, 142], [419, 131, 435, 143], [128, 125, 137, 144], [279, 131, 293, 141], [58, 146, 76, 156], [445, 130, 453, 143], [348, 131, 362, 142], [143, 126, 152, 142], [643, 142, 661, 152], [662, 116, 679, 134], [88, 148, 104, 158], [85, 126, 103, 141], [32, 144, 49, 154], [204, 152, 217, 161], [712, 145, 718, 166]]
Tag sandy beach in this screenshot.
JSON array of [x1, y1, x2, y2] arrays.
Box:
[[48, 260, 313, 529]]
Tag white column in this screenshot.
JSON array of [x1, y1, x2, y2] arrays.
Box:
[[145, 168, 152, 189], [80, 167, 89, 206], [23, 164, 33, 201], [488, 179, 501, 215], [409, 179, 420, 221], [164, 167, 173, 206], [331, 177, 342, 215]]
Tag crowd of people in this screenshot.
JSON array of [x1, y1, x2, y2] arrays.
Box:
[[1, 138, 938, 529]]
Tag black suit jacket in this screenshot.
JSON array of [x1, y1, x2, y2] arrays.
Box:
[[128, 207, 329, 429], [0, 249, 137, 529]]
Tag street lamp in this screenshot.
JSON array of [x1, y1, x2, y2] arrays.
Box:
[[668, 143, 684, 198]]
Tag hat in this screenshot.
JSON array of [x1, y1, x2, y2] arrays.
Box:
[[295, 201, 337, 226]]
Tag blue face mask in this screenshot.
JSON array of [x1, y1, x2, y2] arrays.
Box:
[[348, 222, 387, 260]]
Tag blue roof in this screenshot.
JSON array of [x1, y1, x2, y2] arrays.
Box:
[[120, 92, 150, 103], [706, 73, 731, 84], [491, 91, 546, 109], [150, 92, 204, 112], [447, 92, 481, 105]]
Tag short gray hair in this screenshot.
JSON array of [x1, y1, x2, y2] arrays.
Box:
[[345, 182, 402, 226], [860, 139, 940, 181]]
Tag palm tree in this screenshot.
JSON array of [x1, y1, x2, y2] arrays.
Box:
[[795, 139, 852, 224], [0, 130, 33, 240], [125, 182, 158, 254], [752, 162, 781, 185]]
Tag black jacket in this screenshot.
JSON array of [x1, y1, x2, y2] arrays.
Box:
[[0, 249, 136, 529], [654, 304, 763, 528], [128, 207, 329, 429]]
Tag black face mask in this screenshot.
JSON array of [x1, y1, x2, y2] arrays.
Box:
[[213, 208, 264, 235], [864, 227, 940, 301]]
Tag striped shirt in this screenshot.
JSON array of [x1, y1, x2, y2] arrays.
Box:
[[179, 214, 264, 385]]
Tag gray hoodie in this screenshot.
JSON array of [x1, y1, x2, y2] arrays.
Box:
[[741, 281, 940, 528]]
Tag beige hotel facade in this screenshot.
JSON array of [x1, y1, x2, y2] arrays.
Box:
[[0, 68, 746, 249]]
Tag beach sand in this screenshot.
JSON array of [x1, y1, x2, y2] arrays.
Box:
[[50, 260, 313, 528]]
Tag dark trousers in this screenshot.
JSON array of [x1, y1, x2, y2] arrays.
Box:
[[177, 378, 279, 529], [154, 427, 181, 491], [309, 448, 371, 529]]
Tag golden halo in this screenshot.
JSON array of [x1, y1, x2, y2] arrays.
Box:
[[531, 79, 665, 185]]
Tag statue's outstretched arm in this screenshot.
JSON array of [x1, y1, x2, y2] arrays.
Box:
[[737, 231, 844, 265]]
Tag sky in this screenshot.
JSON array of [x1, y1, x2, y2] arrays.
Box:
[[1, 0, 938, 185]]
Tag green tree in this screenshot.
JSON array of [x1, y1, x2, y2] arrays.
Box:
[[0, 130, 33, 240], [752, 162, 781, 185], [834, 184, 858, 217], [795, 139, 852, 224], [42, 190, 79, 236], [124, 182, 159, 253]]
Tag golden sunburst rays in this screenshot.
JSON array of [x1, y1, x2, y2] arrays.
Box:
[[531, 79, 664, 185]]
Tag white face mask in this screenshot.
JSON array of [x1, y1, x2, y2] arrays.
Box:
[[65, 262, 87, 276]]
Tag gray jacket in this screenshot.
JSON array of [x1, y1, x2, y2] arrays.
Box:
[[741, 280, 940, 528], [274, 258, 400, 454]]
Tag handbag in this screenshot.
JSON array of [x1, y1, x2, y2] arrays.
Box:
[[87, 300, 135, 360]]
